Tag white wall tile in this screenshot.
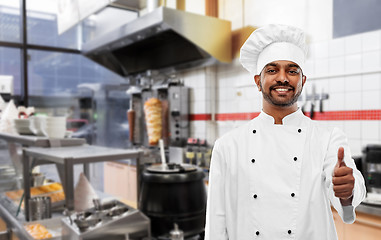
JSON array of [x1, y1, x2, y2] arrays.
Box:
[[344, 92, 362, 110], [238, 100, 253, 113], [362, 121, 379, 140], [349, 139, 362, 156], [362, 30, 381, 52], [328, 120, 345, 130], [345, 34, 362, 55], [362, 51, 381, 72], [344, 75, 361, 92], [193, 87, 206, 102], [329, 77, 345, 93], [328, 37, 345, 57], [328, 92, 345, 110], [362, 73, 381, 91], [314, 59, 329, 78], [242, 87, 257, 100], [362, 90, 380, 110], [303, 60, 315, 77], [345, 54, 362, 74], [217, 100, 229, 113], [344, 121, 361, 139], [192, 101, 206, 114], [313, 41, 329, 59], [328, 57, 345, 76]]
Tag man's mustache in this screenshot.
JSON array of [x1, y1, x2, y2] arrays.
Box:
[[269, 82, 295, 91]]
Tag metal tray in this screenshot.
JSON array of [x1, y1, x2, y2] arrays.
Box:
[[23, 217, 62, 240]]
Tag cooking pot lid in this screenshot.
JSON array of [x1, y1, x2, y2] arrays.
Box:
[[146, 163, 197, 173]]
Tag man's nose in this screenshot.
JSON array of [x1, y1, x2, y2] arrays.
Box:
[[277, 69, 289, 83]]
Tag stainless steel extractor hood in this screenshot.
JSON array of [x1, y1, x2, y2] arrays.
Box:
[[82, 6, 232, 77]]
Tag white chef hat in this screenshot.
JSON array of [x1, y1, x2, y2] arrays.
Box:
[[240, 24, 308, 75]]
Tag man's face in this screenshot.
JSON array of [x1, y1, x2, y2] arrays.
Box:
[[254, 60, 306, 107]]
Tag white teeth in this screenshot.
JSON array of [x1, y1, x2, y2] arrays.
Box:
[[275, 88, 289, 92]]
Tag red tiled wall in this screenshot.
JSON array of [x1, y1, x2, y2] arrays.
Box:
[[190, 110, 381, 121]]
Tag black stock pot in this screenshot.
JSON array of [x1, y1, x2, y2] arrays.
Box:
[[139, 163, 206, 238]]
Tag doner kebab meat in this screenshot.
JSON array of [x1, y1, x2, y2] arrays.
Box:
[[144, 97, 162, 145]]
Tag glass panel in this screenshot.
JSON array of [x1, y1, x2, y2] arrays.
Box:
[[28, 49, 124, 97], [26, 0, 80, 49], [26, 0, 138, 50], [0, 0, 21, 43], [0, 47, 21, 95]]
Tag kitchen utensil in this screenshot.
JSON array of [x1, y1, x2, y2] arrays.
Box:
[[310, 84, 316, 119], [301, 88, 307, 114], [320, 88, 324, 113], [28, 196, 51, 221], [31, 172, 45, 187], [140, 163, 206, 238], [127, 106, 135, 142], [159, 139, 166, 165]]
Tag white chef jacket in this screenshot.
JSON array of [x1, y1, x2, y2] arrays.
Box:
[[205, 109, 366, 240]]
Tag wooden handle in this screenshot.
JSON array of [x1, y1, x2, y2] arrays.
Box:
[[127, 109, 135, 142]]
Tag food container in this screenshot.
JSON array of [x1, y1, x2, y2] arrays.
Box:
[[28, 196, 51, 221], [23, 217, 62, 240]]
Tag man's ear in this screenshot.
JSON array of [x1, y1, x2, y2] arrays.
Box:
[[302, 75, 307, 87], [254, 75, 261, 91]]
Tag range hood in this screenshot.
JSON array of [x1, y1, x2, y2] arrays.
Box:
[[82, 6, 232, 77]]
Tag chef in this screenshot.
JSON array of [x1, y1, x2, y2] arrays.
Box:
[[205, 24, 366, 240]]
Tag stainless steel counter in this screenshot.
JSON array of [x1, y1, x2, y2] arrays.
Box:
[[357, 203, 381, 217]]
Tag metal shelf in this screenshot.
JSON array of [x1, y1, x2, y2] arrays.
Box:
[[22, 145, 143, 220], [0, 132, 86, 147]]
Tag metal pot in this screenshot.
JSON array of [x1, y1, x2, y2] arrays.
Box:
[[139, 163, 206, 238]]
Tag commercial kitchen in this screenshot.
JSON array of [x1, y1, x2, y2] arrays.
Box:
[[0, 0, 380, 239]]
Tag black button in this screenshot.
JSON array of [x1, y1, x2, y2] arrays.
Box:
[[256, 231, 260, 235], [253, 194, 257, 199], [298, 129, 302, 133], [291, 193, 295, 197], [288, 230, 292, 234], [293, 157, 297, 161], [251, 159, 255, 163], [253, 129, 257, 134]]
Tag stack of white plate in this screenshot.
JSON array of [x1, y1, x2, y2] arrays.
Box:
[[13, 119, 33, 135]]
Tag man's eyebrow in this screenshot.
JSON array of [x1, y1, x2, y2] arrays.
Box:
[[265, 63, 278, 68], [288, 64, 300, 69]]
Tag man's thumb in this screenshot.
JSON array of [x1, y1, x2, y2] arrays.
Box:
[[337, 147, 345, 168]]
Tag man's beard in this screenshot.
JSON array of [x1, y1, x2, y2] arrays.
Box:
[[260, 81, 303, 107]]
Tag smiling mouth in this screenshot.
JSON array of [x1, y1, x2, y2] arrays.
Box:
[[271, 87, 294, 93]]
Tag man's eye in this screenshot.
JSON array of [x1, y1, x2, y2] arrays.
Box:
[[289, 70, 299, 74], [266, 69, 276, 73]]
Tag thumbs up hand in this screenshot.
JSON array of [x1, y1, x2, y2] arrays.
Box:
[[332, 147, 355, 206]]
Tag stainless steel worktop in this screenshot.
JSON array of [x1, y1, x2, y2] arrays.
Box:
[[357, 203, 381, 217]]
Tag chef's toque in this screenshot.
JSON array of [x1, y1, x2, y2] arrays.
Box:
[[240, 24, 308, 75]]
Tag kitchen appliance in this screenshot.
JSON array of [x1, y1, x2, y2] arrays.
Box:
[[61, 199, 150, 240], [139, 163, 206, 238], [362, 145, 381, 194], [127, 80, 189, 147], [82, 6, 231, 76]]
